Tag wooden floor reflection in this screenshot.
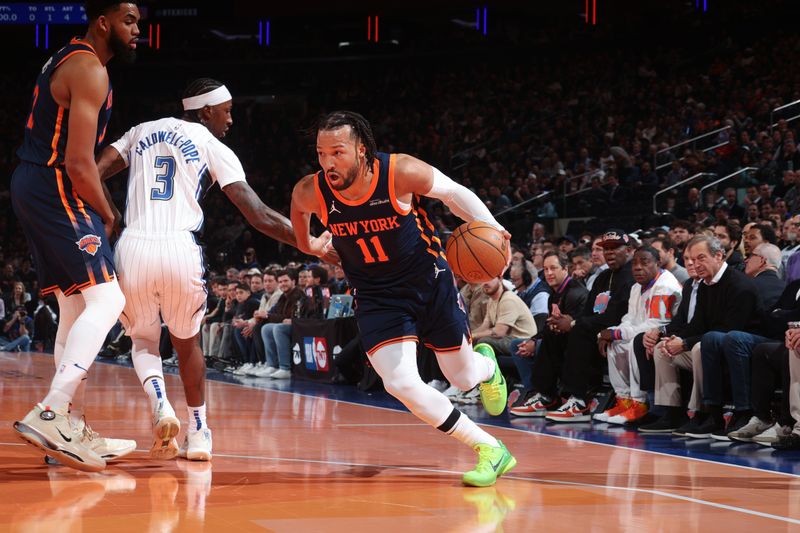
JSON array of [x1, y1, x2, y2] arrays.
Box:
[[1, 352, 799, 532]]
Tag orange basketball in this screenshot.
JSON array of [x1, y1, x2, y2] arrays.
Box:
[[445, 221, 508, 283]]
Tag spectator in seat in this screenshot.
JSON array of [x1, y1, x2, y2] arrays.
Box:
[[471, 275, 537, 359], [649, 235, 760, 438], [532, 230, 635, 422], [595, 246, 682, 425], [713, 222, 744, 271], [727, 278, 800, 445], [0, 306, 33, 352], [201, 277, 228, 357], [231, 282, 262, 375], [260, 269, 306, 380], [509, 251, 588, 416], [695, 243, 786, 440], [669, 220, 693, 266], [510, 264, 551, 333], [744, 223, 777, 257], [651, 236, 689, 284]]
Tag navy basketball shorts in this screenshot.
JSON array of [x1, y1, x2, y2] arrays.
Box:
[[354, 266, 471, 356], [11, 162, 116, 296]]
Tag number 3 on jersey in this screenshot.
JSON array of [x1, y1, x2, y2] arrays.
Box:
[[150, 156, 175, 201], [355, 235, 389, 263]]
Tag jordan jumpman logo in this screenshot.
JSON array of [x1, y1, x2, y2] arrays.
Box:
[[330, 200, 341, 214]]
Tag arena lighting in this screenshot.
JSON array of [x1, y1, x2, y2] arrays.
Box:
[[367, 15, 378, 42]]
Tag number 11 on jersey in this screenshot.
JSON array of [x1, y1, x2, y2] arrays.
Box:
[[355, 235, 389, 263]]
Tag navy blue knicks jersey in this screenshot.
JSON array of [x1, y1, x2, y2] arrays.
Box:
[[315, 152, 447, 291], [17, 38, 113, 167]]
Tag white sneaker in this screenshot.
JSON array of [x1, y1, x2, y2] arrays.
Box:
[[754, 423, 793, 446], [14, 403, 106, 472], [255, 366, 278, 377], [179, 428, 212, 461], [728, 416, 773, 443], [442, 385, 461, 399], [76, 418, 137, 462], [458, 387, 481, 405], [245, 363, 264, 377], [270, 368, 291, 380], [151, 401, 180, 460], [427, 380, 449, 392], [232, 363, 252, 376]]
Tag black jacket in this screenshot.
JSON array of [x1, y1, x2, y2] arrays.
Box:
[[680, 266, 761, 348], [764, 279, 800, 339], [576, 260, 635, 332], [535, 277, 588, 339], [752, 270, 786, 312]]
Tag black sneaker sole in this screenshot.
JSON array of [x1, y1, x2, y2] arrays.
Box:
[[638, 427, 679, 434]]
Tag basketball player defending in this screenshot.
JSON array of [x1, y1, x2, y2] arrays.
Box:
[[11, 1, 141, 472], [96, 78, 310, 461], [291, 111, 516, 486]]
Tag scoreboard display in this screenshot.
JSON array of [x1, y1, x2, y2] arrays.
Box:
[[0, 3, 86, 24]]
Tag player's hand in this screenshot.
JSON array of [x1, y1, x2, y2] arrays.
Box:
[[308, 230, 334, 258], [321, 247, 341, 267], [501, 229, 512, 274]]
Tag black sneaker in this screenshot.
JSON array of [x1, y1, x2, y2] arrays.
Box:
[[673, 412, 707, 437], [711, 411, 752, 442], [772, 433, 800, 451], [686, 415, 724, 439], [639, 411, 687, 434]]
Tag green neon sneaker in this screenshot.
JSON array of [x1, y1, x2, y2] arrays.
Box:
[[475, 343, 507, 416], [462, 440, 517, 487]]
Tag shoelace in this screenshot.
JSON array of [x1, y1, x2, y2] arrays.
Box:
[[524, 393, 543, 407]]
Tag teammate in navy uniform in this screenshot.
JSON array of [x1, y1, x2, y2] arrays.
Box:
[[12, 1, 141, 472], [292, 111, 517, 486]]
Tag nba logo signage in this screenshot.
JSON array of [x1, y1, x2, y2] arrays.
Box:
[[302, 337, 329, 372]]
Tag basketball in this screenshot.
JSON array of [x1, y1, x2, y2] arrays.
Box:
[[445, 221, 508, 283]]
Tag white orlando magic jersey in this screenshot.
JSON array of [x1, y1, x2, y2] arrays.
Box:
[[110, 117, 246, 233]]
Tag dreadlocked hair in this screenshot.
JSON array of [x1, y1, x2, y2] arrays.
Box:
[[181, 78, 224, 122], [317, 111, 378, 168], [85, 1, 133, 21]]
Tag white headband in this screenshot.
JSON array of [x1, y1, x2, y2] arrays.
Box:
[[182, 85, 232, 111]]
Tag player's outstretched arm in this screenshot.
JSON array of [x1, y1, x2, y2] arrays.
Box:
[[62, 55, 116, 227], [222, 181, 297, 247], [394, 154, 507, 233], [290, 175, 339, 264]]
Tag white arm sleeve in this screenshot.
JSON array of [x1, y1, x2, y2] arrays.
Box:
[[426, 167, 505, 231]]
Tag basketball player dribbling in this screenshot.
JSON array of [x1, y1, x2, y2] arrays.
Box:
[[11, 1, 141, 472], [96, 78, 322, 461], [291, 111, 516, 486]]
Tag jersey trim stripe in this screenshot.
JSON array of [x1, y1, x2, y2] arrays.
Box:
[[366, 335, 419, 356], [387, 153, 411, 216], [313, 173, 328, 227], [46, 107, 65, 167], [423, 342, 463, 353], [55, 168, 79, 230], [326, 158, 380, 206], [54, 49, 96, 70], [41, 284, 60, 295]]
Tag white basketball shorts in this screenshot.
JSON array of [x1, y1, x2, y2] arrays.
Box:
[[114, 229, 207, 340]]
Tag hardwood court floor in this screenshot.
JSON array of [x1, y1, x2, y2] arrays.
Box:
[[0, 351, 799, 532]]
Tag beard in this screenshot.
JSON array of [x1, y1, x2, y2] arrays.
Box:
[[329, 158, 360, 191], [109, 26, 136, 64]]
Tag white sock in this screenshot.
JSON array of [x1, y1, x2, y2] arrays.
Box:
[[143, 376, 173, 414], [188, 404, 207, 432], [68, 377, 88, 425], [439, 408, 499, 448]]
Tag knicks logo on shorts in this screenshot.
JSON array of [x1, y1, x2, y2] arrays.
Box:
[[76, 234, 102, 256]]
